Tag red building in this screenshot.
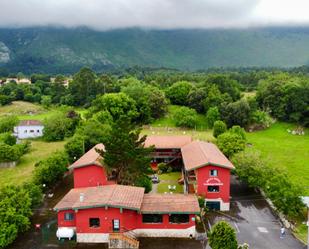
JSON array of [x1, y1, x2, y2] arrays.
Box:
[[145, 136, 234, 211], [55, 144, 200, 244]]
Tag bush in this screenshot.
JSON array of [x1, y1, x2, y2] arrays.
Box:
[[135, 175, 152, 193], [0, 185, 32, 248], [217, 132, 246, 158], [0, 116, 18, 133], [43, 112, 79, 141], [33, 151, 69, 188], [229, 125, 246, 140], [0, 143, 20, 162], [65, 135, 85, 163], [250, 110, 273, 129], [213, 120, 227, 138], [206, 107, 220, 128], [208, 221, 238, 249], [174, 106, 198, 128], [167, 166, 173, 173], [0, 132, 16, 146], [158, 163, 168, 173], [23, 182, 43, 208]]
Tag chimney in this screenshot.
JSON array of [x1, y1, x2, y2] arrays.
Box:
[[80, 193, 84, 202]]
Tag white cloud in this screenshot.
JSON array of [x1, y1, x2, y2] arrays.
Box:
[[0, 0, 308, 30]]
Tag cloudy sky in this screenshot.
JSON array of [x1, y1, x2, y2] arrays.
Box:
[[0, 0, 309, 30]]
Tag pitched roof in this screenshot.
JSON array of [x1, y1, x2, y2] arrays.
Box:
[[181, 141, 234, 171], [54, 185, 145, 211], [18, 120, 43, 126], [144, 135, 192, 149], [141, 194, 200, 214], [69, 144, 105, 169]]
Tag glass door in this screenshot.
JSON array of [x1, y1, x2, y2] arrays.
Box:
[[112, 219, 120, 232]]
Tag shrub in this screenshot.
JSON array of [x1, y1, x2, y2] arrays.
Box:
[[33, 151, 69, 187], [206, 107, 220, 128], [158, 163, 168, 173], [65, 135, 85, 163], [174, 106, 198, 128], [229, 125, 246, 140], [43, 112, 79, 141], [217, 132, 246, 158], [250, 110, 273, 129], [0, 132, 16, 146], [0, 143, 20, 162], [167, 166, 173, 173], [135, 175, 152, 193], [23, 182, 43, 208], [213, 120, 227, 138], [0, 185, 32, 248], [208, 221, 238, 249], [0, 116, 18, 133]]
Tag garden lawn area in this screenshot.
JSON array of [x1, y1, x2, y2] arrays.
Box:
[[157, 172, 183, 193], [0, 140, 66, 188], [246, 122, 309, 195], [151, 105, 209, 130], [0, 101, 86, 121]]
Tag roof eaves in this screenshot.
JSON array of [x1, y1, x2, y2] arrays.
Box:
[[68, 161, 102, 169], [185, 162, 234, 172]]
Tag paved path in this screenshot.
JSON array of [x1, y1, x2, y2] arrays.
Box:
[[150, 183, 158, 193], [206, 176, 306, 249]]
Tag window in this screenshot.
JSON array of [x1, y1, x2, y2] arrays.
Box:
[[142, 214, 163, 223], [24, 130, 27, 133], [210, 169, 218, 177], [169, 214, 189, 224], [208, 186, 219, 192], [89, 218, 100, 228], [30, 130, 34, 133], [37, 130, 40, 133], [64, 212, 74, 221]]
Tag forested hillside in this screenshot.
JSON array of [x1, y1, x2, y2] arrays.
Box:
[[2, 27, 309, 73]]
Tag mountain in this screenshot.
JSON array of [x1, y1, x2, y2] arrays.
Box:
[[2, 27, 309, 73]]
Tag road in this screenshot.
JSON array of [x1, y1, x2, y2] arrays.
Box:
[[205, 176, 306, 249]]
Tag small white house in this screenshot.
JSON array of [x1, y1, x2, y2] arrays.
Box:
[[14, 120, 44, 139]]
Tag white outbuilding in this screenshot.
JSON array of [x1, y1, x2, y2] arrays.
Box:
[[14, 120, 44, 139]]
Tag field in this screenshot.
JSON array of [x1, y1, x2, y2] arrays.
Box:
[[246, 122, 309, 194], [0, 140, 66, 188], [0, 101, 86, 121]]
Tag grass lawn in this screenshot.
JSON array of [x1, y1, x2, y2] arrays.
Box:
[[0, 140, 66, 188], [246, 122, 309, 194], [0, 101, 87, 121], [157, 172, 183, 193]]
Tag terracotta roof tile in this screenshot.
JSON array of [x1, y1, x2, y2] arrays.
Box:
[[144, 136, 192, 149], [54, 185, 145, 211], [181, 141, 234, 171], [69, 144, 105, 169], [141, 194, 200, 214], [18, 120, 43, 126]]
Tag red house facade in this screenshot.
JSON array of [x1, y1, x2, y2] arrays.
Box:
[[145, 136, 234, 211], [55, 143, 200, 244]]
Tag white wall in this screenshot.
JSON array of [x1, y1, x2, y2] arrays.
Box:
[[14, 125, 44, 139]]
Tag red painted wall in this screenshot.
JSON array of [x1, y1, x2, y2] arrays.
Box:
[[196, 165, 230, 202], [57, 210, 76, 227], [58, 207, 195, 232], [73, 165, 108, 188]]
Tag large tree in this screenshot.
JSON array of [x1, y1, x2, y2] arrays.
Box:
[[99, 119, 153, 186]]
